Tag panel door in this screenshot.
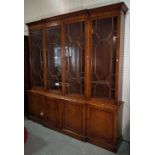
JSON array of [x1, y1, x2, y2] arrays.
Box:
[[45, 25, 62, 94], [87, 105, 116, 144], [29, 30, 44, 88], [44, 97, 61, 129], [91, 17, 118, 99], [64, 21, 85, 97], [62, 100, 85, 136], [28, 92, 44, 120]]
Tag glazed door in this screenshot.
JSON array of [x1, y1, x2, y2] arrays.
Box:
[[91, 17, 117, 99], [45, 25, 62, 94], [29, 30, 44, 88], [64, 21, 85, 97]]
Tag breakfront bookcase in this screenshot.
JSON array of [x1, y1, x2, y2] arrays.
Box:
[[27, 2, 128, 152]]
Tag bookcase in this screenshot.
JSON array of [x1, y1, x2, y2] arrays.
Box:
[[27, 2, 128, 152]]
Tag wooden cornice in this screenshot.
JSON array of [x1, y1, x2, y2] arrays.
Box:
[[27, 2, 128, 27]]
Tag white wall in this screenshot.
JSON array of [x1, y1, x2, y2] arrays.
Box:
[[24, 0, 130, 142]]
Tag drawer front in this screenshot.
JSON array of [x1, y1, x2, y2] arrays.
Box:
[[62, 101, 85, 136], [87, 104, 117, 144], [28, 92, 44, 120], [44, 97, 61, 129]]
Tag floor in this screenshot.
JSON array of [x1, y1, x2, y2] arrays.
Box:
[[24, 120, 130, 155]]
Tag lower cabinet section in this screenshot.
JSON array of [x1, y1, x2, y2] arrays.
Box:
[[28, 91, 122, 152]]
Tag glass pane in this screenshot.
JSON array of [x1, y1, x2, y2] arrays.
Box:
[[64, 22, 85, 96], [29, 30, 44, 88], [45, 26, 62, 93], [91, 17, 117, 99]]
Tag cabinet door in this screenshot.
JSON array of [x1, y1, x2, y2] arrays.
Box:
[[87, 105, 116, 145], [29, 30, 44, 88], [28, 92, 44, 120], [62, 100, 85, 137], [91, 17, 117, 99], [44, 97, 61, 129], [64, 21, 85, 96], [45, 25, 62, 94]]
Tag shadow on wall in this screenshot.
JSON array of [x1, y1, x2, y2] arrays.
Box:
[[122, 101, 130, 142], [124, 118, 130, 142]]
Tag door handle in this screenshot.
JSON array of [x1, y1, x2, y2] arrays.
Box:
[[40, 111, 44, 116]]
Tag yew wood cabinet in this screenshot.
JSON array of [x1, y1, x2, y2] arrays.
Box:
[[27, 2, 128, 152]]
